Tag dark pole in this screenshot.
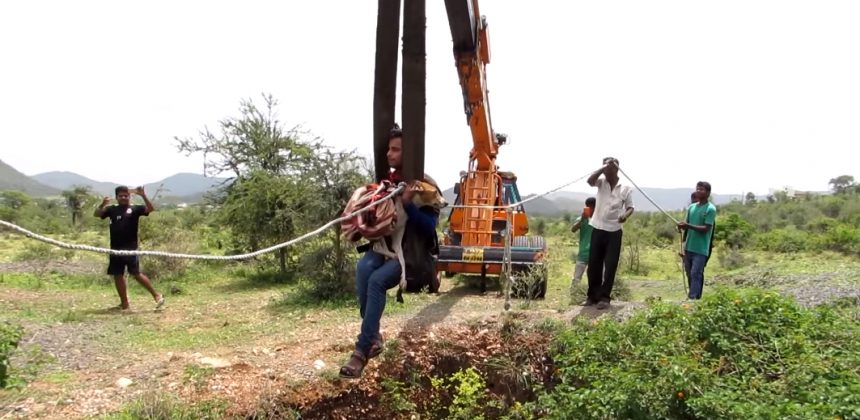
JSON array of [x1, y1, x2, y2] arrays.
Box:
[[401, 0, 426, 182], [373, 0, 401, 182]]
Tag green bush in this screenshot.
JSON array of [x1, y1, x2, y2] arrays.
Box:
[[0, 322, 24, 388], [756, 227, 811, 253], [138, 212, 201, 280], [821, 224, 860, 255], [537, 288, 860, 419]]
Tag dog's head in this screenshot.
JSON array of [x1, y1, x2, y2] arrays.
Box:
[[408, 179, 448, 210]]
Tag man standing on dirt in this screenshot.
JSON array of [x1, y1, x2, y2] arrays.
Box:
[[678, 181, 717, 300], [339, 124, 440, 379], [585, 157, 634, 310], [94, 186, 164, 311], [570, 197, 596, 293]]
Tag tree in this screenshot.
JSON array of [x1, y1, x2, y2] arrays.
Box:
[[0, 190, 31, 210], [62, 186, 93, 226], [176, 94, 367, 285], [829, 175, 856, 195], [714, 213, 755, 249], [744, 192, 757, 205]]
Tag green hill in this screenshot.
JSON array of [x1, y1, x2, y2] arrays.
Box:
[[0, 159, 60, 196]]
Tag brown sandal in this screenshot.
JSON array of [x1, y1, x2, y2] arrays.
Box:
[[369, 333, 384, 359], [339, 350, 367, 379]]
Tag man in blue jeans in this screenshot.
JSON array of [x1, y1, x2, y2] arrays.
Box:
[[678, 181, 717, 300], [340, 124, 439, 379]]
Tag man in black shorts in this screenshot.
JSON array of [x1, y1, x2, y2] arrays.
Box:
[[94, 186, 164, 311]]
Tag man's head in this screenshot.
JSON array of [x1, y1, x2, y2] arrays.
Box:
[[695, 181, 712, 202], [386, 124, 403, 169], [602, 156, 619, 177], [585, 197, 596, 209], [690, 192, 697, 203], [115, 186, 131, 206]]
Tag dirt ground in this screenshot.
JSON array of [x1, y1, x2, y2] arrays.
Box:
[[0, 270, 644, 420], [2, 255, 857, 419]]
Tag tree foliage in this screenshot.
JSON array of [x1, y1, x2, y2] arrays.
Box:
[[175, 94, 369, 290]]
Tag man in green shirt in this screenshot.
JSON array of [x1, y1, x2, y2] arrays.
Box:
[[678, 181, 716, 300], [570, 197, 596, 293]]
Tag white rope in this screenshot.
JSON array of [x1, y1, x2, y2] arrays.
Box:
[[617, 167, 681, 225], [448, 169, 595, 210], [0, 184, 405, 260]]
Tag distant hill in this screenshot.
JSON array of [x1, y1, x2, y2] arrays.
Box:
[[30, 170, 229, 202], [142, 173, 230, 199], [548, 188, 742, 214], [0, 160, 60, 196], [441, 185, 743, 218], [32, 171, 117, 196]]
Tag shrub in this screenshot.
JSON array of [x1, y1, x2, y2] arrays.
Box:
[[756, 227, 811, 253], [0, 322, 24, 388], [536, 288, 860, 420]]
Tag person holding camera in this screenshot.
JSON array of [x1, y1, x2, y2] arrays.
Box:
[[94, 185, 164, 311], [570, 197, 596, 292]]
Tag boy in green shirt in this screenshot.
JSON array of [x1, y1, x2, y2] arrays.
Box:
[[678, 182, 716, 300], [570, 197, 596, 292]]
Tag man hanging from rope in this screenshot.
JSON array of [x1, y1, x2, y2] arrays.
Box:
[[677, 181, 716, 300], [94, 186, 165, 311], [585, 157, 634, 310], [339, 124, 441, 379]]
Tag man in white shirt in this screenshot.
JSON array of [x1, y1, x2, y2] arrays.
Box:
[[585, 157, 634, 309]]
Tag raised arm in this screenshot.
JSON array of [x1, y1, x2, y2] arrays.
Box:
[[137, 186, 155, 214], [94, 196, 111, 218], [587, 166, 605, 187]]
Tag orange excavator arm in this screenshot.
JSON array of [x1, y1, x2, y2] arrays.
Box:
[[444, 0, 504, 173]]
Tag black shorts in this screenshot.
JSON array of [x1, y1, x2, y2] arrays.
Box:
[[107, 255, 140, 276]]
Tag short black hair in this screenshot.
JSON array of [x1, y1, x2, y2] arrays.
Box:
[[585, 197, 596, 207], [389, 123, 402, 140], [603, 156, 619, 165], [115, 186, 129, 196], [697, 181, 712, 194]]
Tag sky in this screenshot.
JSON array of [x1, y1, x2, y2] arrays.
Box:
[[1, 0, 858, 196]]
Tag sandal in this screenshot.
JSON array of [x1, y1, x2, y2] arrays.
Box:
[[369, 333, 384, 359], [339, 350, 368, 379]]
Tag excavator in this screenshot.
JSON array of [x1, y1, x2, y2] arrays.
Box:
[[435, 0, 548, 297]]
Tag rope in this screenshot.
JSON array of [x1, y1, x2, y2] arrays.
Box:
[[617, 167, 680, 225], [448, 169, 595, 210], [0, 184, 405, 260]]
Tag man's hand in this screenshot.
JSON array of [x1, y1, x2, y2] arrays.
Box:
[[100, 196, 111, 207], [606, 159, 619, 170], [401, 187, 415, 203], [619, 215, 628, 223], [134, 186, 146, 197], [677, 221, 689, 230]]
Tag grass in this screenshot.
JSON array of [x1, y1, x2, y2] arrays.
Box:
[[3, 230, 859, 418]]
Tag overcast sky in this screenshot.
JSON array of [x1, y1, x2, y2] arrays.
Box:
[[2, 0, 858, 196]]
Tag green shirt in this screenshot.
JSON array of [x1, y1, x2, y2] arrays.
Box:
[[685, 202, 717, 257], [575, 216, 593, 262]]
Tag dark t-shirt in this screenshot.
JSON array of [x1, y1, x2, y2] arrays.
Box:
[[101, 205, 148, 250]]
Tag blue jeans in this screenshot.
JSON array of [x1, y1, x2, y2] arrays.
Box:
[[684, 251, 708, 299], [354, 250, 401, 354]]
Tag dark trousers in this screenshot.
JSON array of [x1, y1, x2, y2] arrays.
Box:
[[587, 228, 623, 302]]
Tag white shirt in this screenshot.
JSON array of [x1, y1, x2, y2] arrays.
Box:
[[590, 177, 634, 232]]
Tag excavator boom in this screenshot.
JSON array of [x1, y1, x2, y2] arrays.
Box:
[[437, 0, 547, 298]]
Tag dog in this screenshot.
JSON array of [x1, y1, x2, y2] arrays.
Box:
[[395, 178, 447, 303], [408, 179, 448, 210]]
